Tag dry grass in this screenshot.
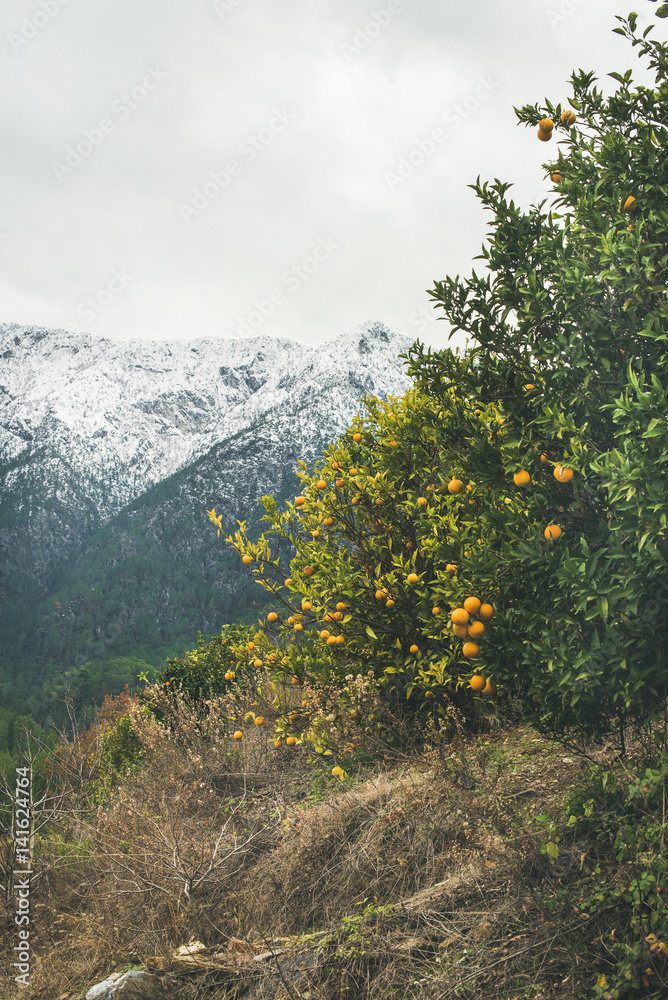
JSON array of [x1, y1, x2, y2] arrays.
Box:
[[0, 711, 659, 1000]]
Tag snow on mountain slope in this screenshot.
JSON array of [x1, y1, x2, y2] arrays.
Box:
[[0, 319, 414, 519]]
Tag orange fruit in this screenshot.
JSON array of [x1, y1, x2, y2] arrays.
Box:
[[335, 478, 345, 488], [267, 612, 278, 622], [479, 603, 494, 621], [550, 172, 562, 184], [287, 616, 295, 625], [407, 573, 419, 584], [544, 524, 562, 540], [554, 465, 574, 483], [323, 517, 334, 526], [321, 630, 330, 639], [448, 479, 464, 494], [483, 680, 496, 696], [242, 555, 252, 565], [561, 110, 576, 126], [349, 468, 358, 476], [406, 541, 413, 550], [540, 453, 550, 465], [417, 497, 428, 506], [294, 623, 303, 632], [537, 128, 552, 142], [304, 566, 314, 577], [452, 623, 469, 638], [291, 676, 300, 684], [539, 117, 554, 132], [332, 766, 344, 777], [375, 589, 384, 600], [514, 470, 530, 487], [463, 641, 480, 658], [525, 383, 535, 389], [285, 577, 293, 586], [622, 195, 637, 212], [286, 736, 296, 746], [446, 564, 457, 572], [334, 611, 343, 621], [332, 461, 340, 470], [295, 496, 306, 506], [353, 432, 362, 442], [326, 636, 336, 647], [386, 599, 395, 609], [233, 731, 243, 740], [463, 596, 481, 615], [469, 675, 486, 691], [225, 671, 234, 681], [336, 602, 347, 611], [317, 480, 327, 490], [468, 621, 485, 640], [336, 635, 345, 646], [374, 497, 384, 506], [409, 644, 419, 654], [253, 658, 263, 667], [301, 599, 312, 610], [274, 739, 282, 747], [451, 608, 469, 625], [390, 439, 397, 447], [254, 716, 264, 726], [432, 607, 441, 616], [425, 691, 435, 699]]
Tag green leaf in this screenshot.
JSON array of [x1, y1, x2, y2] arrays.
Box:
[[656, 3, 668, 17], [366, 626, 378, 640]]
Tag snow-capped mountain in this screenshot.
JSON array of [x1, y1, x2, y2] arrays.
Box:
[[0, 319, 412, 519], [0, 319, 415, 710]]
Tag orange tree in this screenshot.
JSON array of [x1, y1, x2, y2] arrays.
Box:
[[405, 5, 668, 746], [221, 5, 668, 748], [224, 385, 502, 739]]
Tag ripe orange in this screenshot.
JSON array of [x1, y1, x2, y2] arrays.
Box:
[[349, 468, 358, 476], [304, 566, 314, 577], [233, 731, 243, 740], [253, 658, 263, 667], [386, 599, 395, 609], [295, 496, 306, 506], [332, 461, 340, 470], [353, 432, 362, 443], [332, 766, 344, 777], [320, 630, 330, 639], [479, 603, 494, 621], [336, 635, 345, 646], [550, 172, 562, 184], [514, 470, 530, 487], [525, 382, 535, 389], [406, 541, 413, 550], [286, 736, 296, 746], [407, 573, 419, 584], [375, 589, 384, 600], [267, 612, 278, 622], [291, 676, 300, 684], [539, 117, 554, 132], [622, 195, 637, 212], [468, 621, 485, 640], [287, 616, 295, 625], [374, 497, 384, 506], [452, 623, 469, 638], [335, 479, 345, 488], [334, 611, 343, 621], [285, 577, 293, 586], [561, 110, 576, 126], [274, 739, 282, 748], [301, 599, 312, 610], [417, 497, 428, 506], [554, 465, 574, 483], [425, 690, 435, 699], [448, 479, 464, 494], [483, 680, 496, 696], [446, 564, 457, 572], [390, 439, 397, 447], [254, 717, 264, 726], [225, 671, 234, 681], [540, 453, 550, 465], [317, 480, 327, 490], [537, 128, 552, 142], [463, 596, 481, 615], [323, 517, 334, 526], [409, 644, 419, 654], [544, 524, 562, 540], [432, 607, 441, 616], [469, 675, 485, 691], [451, 608, 469, 625], [336, 602, 347, 611], [242, 555, 252, 565], [463, 642, 480, 658], [294, 623, 303, 632]]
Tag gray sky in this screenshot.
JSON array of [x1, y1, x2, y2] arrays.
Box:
[[0, 0, 648, 349]]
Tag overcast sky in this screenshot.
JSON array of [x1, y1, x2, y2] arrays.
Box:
[[0, 0, 653, 350]]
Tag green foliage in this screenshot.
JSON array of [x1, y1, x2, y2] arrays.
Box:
[[155, 624, 269, 703]]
